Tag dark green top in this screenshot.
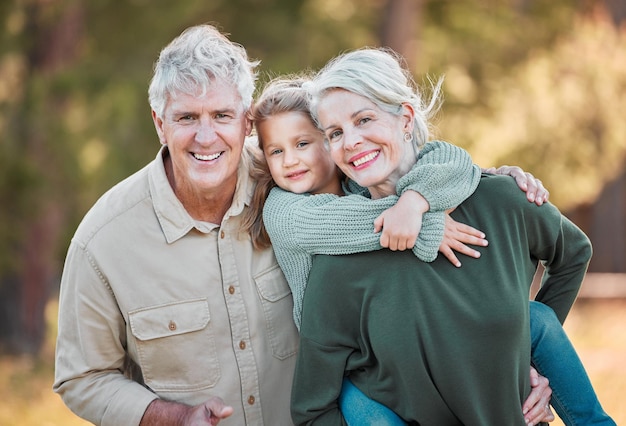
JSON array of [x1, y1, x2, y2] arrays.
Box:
[[291, 174, 592, 425]]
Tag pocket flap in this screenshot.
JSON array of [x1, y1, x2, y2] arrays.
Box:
[[255, 264, 291, 302], [129, 298, 210, 341]]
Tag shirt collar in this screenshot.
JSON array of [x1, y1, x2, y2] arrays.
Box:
[[148, 144, 255, 243]]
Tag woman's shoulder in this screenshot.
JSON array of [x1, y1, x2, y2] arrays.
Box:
[[475, 173, 541, 210]]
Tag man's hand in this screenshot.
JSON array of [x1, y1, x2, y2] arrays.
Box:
[[140, 397, 233, 426], [184, 398, 234, 425], [522, 367, 555, 426]]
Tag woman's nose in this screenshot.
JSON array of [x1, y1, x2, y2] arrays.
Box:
[[343, 129, 361, 150]]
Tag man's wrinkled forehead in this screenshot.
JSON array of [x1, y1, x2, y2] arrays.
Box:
[[164, 79, 248, 115]]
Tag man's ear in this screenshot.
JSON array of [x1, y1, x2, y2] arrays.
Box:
[[244, 111, 253, 136], [152, 110, 167, 145]]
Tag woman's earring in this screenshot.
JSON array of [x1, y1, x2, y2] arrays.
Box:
[[403, 132, 413, 143]]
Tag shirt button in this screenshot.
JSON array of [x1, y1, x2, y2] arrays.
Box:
[[247, 395, 255, 405], [228, 285, 235, 295], [168, 321, 177, 331], [220, 230, 225, 239], [239, 340, 246, 350]]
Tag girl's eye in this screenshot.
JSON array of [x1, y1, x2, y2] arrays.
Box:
[[269, 148, 282, 156], [296, 141, 309, 148]]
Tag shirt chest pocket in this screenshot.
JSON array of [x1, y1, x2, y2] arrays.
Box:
[[254, 265, 299, 360], [128, 298, 220, 392]]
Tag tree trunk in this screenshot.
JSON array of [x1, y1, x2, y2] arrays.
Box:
[[0, 1, 84, 355], [379, 0, 423, 68], [605, 0, 626, 26]]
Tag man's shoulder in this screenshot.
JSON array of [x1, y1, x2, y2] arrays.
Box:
[[73, 164, 152, 245]]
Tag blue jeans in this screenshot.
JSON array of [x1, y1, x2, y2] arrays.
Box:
[[530, 301, 615, 426], [339, 377, 407, 426], [338, 301, 615, 426]]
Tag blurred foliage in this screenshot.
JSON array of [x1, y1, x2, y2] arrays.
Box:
[[0, 0, 625, 351], [440, 7, 626, 209]]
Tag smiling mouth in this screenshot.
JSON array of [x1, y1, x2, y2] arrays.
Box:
[[193, 152, 222, 161], [286, 170, 307, 179], [352, 151, 379, 167]]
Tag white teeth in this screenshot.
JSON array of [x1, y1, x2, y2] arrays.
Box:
[[193, 152, 221, 161], [352, 151, 378, 167]]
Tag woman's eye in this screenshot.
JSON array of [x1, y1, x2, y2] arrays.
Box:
[[328, 130, 342, 141], [358, 117, 371, 125]]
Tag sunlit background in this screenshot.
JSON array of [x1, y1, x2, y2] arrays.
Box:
[[0, 0, 624, 424]]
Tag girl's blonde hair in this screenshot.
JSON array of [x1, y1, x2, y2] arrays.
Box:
[[242, 75, 315, 249]]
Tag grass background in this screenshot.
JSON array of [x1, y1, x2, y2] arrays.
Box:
[[1, 297, 624, 426]]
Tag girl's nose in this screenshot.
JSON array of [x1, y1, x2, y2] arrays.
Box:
[[283, 150, 299, 166]]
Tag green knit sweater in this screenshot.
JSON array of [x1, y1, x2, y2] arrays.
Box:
[[263, 141, 481, 329]]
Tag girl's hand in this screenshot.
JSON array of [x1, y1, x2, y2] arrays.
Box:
[[374, 191, 428, 251], [522, 367, 555, 426], [439, 211, 488, 267], [483, 165, 549, 206]]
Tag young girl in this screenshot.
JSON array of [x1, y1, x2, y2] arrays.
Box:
[[243, 76, 614, 426]]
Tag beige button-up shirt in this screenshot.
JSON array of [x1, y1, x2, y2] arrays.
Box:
[[54, 145, 299, 426]]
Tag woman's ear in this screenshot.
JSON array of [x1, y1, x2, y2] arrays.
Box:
[[400, 102, 416, 133]]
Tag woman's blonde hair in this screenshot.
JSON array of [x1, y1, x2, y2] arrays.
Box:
[[306, 47, 443, 150]]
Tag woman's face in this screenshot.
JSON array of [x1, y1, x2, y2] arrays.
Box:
[[316, 89, 415, 199], [258, 111, 342, 196]]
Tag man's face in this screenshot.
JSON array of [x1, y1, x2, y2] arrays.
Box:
[[152, 80, 252, 198]]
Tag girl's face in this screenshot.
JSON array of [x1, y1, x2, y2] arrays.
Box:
[[316, 89, 415, 199], [257, 111, 342, 195]]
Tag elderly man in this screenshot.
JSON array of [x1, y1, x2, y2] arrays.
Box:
[[53, 25, 299, 425]]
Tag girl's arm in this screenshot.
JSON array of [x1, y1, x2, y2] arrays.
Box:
[[264, 187, 447, 262], [395, 140, 481, 212]]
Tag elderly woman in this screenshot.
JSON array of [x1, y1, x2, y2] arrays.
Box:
[[289, 48, 595, 425]]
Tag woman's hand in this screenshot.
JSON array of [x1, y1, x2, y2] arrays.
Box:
[[439, 211, 488, 267], [522, 367, 555, 426], [483, 165, 549, 206]]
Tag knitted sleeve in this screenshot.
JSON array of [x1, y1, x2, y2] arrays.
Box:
[[264, 187, 443, 260], [397, 140, 481, 212], [263, 188, 443, 327]]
